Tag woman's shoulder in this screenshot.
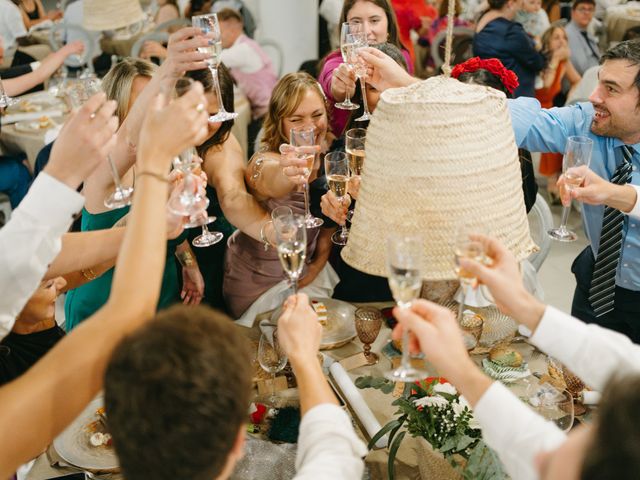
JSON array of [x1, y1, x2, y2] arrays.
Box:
[[319, 50, 343, 74]]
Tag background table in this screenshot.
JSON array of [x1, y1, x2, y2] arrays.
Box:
[[606, 1, 640, 43]]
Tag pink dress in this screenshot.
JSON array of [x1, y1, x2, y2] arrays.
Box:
[[222, 192, 319, 318]]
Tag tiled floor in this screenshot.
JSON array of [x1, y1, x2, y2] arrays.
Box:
[[537, 201, 589, 313]]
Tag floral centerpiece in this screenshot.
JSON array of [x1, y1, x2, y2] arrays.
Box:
[[368, 377, 506, 479]]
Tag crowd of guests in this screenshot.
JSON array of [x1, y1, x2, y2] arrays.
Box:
[[1, 0, 640, 479]]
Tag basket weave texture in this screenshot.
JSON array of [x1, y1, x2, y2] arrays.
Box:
[[342, 76, 537, 280]]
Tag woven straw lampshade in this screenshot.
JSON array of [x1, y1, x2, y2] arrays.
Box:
[[341, 76, 537, 280], [83, 0, 145, 31]]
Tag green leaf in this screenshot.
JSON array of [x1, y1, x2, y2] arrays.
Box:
[[463, 441, 507, 480], [456, 434, 476, 452], [387, 430, 406, 480], [355, 375, 395, 393], [381, 382, 395, 394], [368, 418, 403, 450]]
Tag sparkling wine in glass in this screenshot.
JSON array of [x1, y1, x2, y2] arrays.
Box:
[[334, 22, 361, 111], [275, 214, 307, 293], [346, 32, 371, 122], [325, 151, 351, 245], [385, 234, 428, 383], [346, 128, 366, 177], [258, 325, 288, 406], [192, 13, 237, 123], [548, 136, 593, 242], [290, 126, 323, 228], [454, 222, 486, 323]]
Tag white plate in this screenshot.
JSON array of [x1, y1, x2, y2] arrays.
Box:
[[13, 118, 58, 132], [271, 297, 356, 350], [53, 394, 119, 472]]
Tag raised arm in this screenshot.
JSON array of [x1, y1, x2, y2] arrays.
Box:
[[0, 85, 210, 477]]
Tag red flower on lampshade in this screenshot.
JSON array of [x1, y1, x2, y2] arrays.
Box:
[[451, 57, 520, 95]]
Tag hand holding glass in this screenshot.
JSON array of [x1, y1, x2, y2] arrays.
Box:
[[334, 22, 362, 111], [275, 214, 307, 293]]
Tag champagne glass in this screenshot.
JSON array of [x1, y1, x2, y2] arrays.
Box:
[[167, 146, 210, 218], [258, 324, 288, 406], [274, 213, 307, 293], [334, 22, 361, 111], [325, 151, 350, 245], [346, 128, 366, 178], [192, 215, 224, 247], [548, 136, 593, 242], [385, 234, 428, 382], [527, 384, 575, 433], [192, 13, 237, 123], [348, 32, 371, 122], [454, 222, 485, 323], [290, 126, 324, 228], [0, 75, 17, 108]]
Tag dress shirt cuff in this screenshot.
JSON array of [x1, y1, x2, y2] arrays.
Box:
[[29, 61, 40, 71], [626, 184, 640, 219], [17, 172, 84, 236]]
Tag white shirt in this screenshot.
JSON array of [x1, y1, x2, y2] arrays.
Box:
[[0, 173, 84, 339], [474, 305, 640, 480], [294, 403, 366, 479], [0, 0, 27, 57], [220, 35, 262, 74]]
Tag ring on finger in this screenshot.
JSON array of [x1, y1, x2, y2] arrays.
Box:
[[196, 103, 205, 113]]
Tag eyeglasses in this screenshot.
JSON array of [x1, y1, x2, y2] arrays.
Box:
[[575, 7, 594, 13]]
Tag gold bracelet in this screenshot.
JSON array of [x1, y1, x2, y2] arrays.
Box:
[[81, 267, 98, 281], [137, 170, 169, 183], [176, 250, 196, 268]]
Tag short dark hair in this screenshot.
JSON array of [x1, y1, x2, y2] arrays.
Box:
[[572, 0, 595, 10], [457, 69, 512, 97], [187, 64, 235, 157], [600, 39, 640, 104], [581, 374, 640, 479], [104, 305, 252, 480], [217, 7, 243, 23]]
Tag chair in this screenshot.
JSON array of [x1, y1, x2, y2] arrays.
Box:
[[131, 31, 170, 60], [527, 193, 554, 271], [48, 22, 96, 72], [430, 27, 475, 70], [259, 39, 284, 78]]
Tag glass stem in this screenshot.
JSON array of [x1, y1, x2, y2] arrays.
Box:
[[559, 205, 571, 231], [340, 197, 348, 238], [209, 65, 227, 114], [400, 321, 412, 371], [457, 284, 467, 322], [271, 372, 276, 402], [359, 76, 370, 115], [107, 155, 126, 195], [302, 180, 311, 219], [292, 277, 298, 294]]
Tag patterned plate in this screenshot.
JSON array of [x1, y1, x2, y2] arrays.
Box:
[[482, 358, 531, 383]]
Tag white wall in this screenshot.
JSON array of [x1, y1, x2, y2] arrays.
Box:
[[247, 0, 318, 75]]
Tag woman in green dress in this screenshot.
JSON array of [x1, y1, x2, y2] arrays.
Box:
[[65, 57, 205, 330]]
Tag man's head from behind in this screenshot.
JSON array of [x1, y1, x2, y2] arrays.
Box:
[[105, 305, 252, 480], [217, 8, 244, 49], [535, 373, 640, 480]]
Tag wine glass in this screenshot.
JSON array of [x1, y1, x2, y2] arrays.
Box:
[[167, 147, 210, 217], [258, 324, 288, 406], [325, 151, 350, 245], [548, 136, 594, 242], [192, 13, 238, 123], [527, 384, 575, 433], [274, 213, 307, 293], [334, 22, 361, 111], [347, 32, 370, 122], [290, 126, 323, 229], [355, 307, 383, 365], [346, 128, 366, 178], [0, 75, 17, 108], [453, 222, 486, 323], [384, 234, 428, 382]]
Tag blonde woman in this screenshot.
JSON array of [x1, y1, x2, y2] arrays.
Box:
[[223, 72, 337, 324], [65, 56, 204, 331]]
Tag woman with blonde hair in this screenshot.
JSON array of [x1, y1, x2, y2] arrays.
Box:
[[223, 72, 337, 324]]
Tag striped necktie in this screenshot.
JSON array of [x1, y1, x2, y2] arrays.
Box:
[[588, 145, 634, 317]]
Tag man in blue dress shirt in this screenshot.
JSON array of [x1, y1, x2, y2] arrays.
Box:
[[508, 41, 640, 341]]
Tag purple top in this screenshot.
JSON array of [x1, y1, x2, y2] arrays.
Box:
[[318, 48, 413, 137]]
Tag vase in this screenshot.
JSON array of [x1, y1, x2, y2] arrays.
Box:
[[414, 437, 465, 480]]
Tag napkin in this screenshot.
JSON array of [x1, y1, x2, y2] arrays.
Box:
[[329, 362, 388, 448], [1, 110, 64, 125]]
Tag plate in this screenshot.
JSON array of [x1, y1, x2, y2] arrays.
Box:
[[271, 297, 356, 350], [442, 301, 517, 352], [13, 117, 58, 132], [53, 394, 119, 472], [9, 93, 61, 113]]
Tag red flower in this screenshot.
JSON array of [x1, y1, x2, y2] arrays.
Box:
[[411, 377, 449, 395], [451, 57, 520, 95]]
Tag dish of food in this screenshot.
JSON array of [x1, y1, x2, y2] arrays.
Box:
[[53, 394, 119, 472], [271, 297, 356, 350], [14, 116, 57, 132]]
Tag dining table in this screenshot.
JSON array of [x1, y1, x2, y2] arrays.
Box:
[[606, 1, 640, 43], [23, 298, 593, 480]]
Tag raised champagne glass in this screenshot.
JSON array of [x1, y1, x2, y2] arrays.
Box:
[[325, 151, 351, 245], [274, 213, 307, 294], [453, 222, 486, 324], [258, 324, 288, 406], [192, 13, 238, 123], [548, 136, 593, 242], [346, 128, 366, 178], [348, 32, 370, 122], [290, 126, 323, 228], [384, 234, 428, 382], [334, 22, 361, 111]]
